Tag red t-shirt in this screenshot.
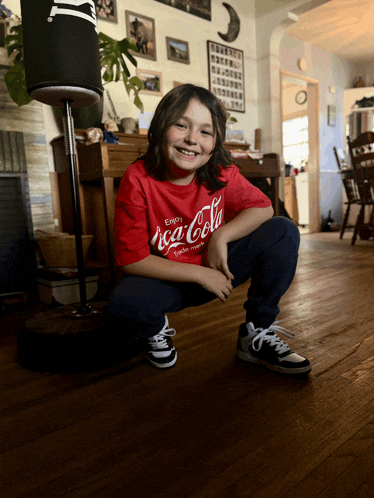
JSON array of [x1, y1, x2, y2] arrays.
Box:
[[115, 159, 271, 266]]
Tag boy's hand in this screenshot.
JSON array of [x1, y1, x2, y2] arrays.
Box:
[[204, 232, 234, 282], [195, 267, 233, 302]]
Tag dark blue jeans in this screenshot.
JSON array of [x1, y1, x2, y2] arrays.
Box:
[[105, 217, 300, 339]]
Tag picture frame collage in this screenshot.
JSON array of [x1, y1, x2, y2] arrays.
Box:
[[207, 40, 245, 113], [123, 10, 192, 96], [96, 2, 245, 118]]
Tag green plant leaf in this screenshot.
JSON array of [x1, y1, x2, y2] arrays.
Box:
[[134, 95, 143, 113], [4, 61, 34, 106], [119, 55, 131, 78], [2, 26, 143, 111], [4, 23, 23, 58], [98, 32, 143, 111], [98, 32, 111, 42], [123, 73, 144, 112], [129, 76, 143, 91]]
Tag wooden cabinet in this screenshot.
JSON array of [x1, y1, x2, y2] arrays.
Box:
[[51, 132, 148, 277], [284, 177, 298, 224], [295, 172, 309, 226]]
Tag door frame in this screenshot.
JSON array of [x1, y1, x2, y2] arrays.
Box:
[[280, 70, 320, 233]]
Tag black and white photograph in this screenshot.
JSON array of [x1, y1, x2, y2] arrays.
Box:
[[207, 40, 245, 112], [137, 69, 163, 96], [126, 11, 157, 61], [166, 37, 190, 64], [96, 0, 117, 23], [154, 0, 211, 21]]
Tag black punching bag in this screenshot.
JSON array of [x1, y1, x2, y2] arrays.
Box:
[[16, 1, 135, 373], [20, 0, 103, 107], [19, 0, 104, 314]]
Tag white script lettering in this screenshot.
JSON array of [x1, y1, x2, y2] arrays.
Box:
[[165, 217, 182, 226], [150, 197, 223, 256]]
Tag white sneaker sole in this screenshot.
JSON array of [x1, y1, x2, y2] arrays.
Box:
[[236, 349, 311, 375], [147, 351, 177, 369]]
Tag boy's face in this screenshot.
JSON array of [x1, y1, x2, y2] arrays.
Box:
[[162, 99, 215, 185]]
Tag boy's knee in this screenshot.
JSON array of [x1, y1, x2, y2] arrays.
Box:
[[265, 216, 300, 248]]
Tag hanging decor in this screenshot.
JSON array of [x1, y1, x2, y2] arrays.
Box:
[[218, 2, 240, 43], [125, 11, 157, 61], [207, 40, 245, 112], [154, 0, 211, 21], [95, 0, 117, 23]]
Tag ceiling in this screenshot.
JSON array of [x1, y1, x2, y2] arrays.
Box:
[[285, 0, 374, 62], [254, 0, 305, 17]]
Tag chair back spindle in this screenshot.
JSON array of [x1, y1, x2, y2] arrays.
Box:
[[346, 132, 374, 244], [347, 133, 374, 205], [333, 146, 360, 204]]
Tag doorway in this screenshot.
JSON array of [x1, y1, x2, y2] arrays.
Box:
[[281, 71, 320, 234]]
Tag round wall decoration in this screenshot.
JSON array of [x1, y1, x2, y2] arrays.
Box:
[[297, 58, 307, 71], [295, 90, 307, 105]]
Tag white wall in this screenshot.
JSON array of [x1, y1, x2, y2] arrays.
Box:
[[96, 0, 258, 145], [3, 0, 366, 228], [360, 62, 374, 87], [279, 34, 357, 172], [6, 0, 260, 167], [2, 0, 20, 16], [282, 83, 307, 120], [279, 35, 356, 225]]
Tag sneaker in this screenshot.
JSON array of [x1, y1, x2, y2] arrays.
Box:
[[236, 322, 311, 375], [147, 316, 177, 369]]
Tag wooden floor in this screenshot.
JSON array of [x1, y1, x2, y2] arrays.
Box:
[[2, 231, 374, 498]]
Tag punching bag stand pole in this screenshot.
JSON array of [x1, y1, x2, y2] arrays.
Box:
[[62, 99, 96, 318]]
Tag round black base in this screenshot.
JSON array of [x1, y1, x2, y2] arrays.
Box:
[[17, 304, 146, 374]]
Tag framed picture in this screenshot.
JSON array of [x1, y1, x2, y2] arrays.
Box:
[[137, 69, 163, 96], [154, 0, 211, 21], [225, 130, 245, 143], [166, 37, 190, 65], [207, 40, 245, 113], [328, 105, 336, 127], [125, 11, 156, 61], [96, 0, 117, 23]]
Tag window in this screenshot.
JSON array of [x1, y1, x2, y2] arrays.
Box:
[[283, 116, 308, 170]]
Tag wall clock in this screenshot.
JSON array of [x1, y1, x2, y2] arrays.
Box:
[[295, 90, 307, 105]]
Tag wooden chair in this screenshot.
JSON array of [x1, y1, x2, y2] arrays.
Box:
[[346, 133, 374, 245], [333, 146, 360, 239]]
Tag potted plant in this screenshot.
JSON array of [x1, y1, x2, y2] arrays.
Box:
[[226, 113, 238, 130], [3, 19, 143, 125]]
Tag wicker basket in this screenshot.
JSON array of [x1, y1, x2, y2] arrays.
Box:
[[36, 233, 93, 268]]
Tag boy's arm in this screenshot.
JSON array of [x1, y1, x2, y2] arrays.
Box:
[[205, 205, 274, 280], [213, 205, 274, 244], [122, 255, 233, 302]]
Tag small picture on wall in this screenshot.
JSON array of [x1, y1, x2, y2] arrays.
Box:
[[96, 0, 117, 23], [137, 69, 163, 96], [166, 37, 190, 64], [126, 11, 157, 61], [207, 40, 245, 113], [328, 105, 336, 127], [154, 0, 211, 21]]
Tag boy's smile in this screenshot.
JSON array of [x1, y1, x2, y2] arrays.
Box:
[[162, 99, 215, 185]]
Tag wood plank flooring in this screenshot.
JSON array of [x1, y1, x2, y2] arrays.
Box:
[[1, 232, 374, 498]]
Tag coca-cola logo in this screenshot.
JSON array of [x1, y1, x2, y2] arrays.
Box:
[[48, 0, 98, 33], [150, 196, 223, 257]]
